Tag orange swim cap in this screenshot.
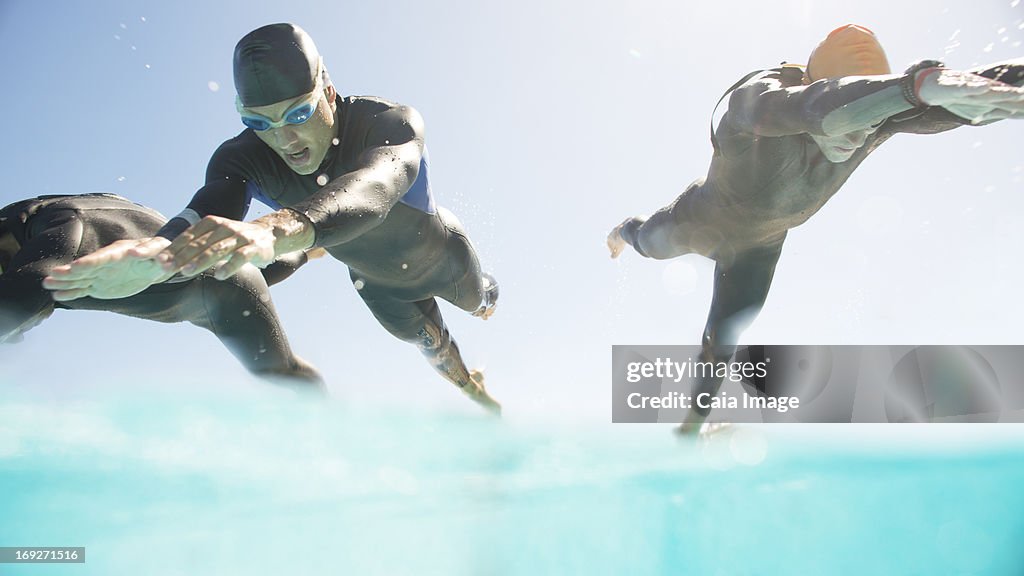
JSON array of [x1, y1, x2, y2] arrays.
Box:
[[807, 25, 891, 81]]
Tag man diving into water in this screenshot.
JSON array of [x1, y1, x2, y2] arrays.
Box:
[[43, 24, 501, 414], [607, 25, 1024, 434], [2, 193, 322, 387]]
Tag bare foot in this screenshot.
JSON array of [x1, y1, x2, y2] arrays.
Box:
[[675, 421, 733, 439], [467, 370, 502, 416]]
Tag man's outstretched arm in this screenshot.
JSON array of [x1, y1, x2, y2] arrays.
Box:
[[885, 59, 1024, 135], [726, 68, 918, 138], [44, 171, 255, 298], [156, 104, 425, 281]]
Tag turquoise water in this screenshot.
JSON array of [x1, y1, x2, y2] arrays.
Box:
[[1, 393, 1022, 575]]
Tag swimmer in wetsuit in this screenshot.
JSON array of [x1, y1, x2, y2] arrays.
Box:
[[606, 25, 1024, 434], [44, 24, 501, 414], [2, 193, 322, 387]]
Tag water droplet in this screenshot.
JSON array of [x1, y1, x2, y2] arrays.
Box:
[[120, 22, 127, 29], [140, 16, 146, 22], [628, 48, 642, 59], [401, 263, 408, 270], [114, 34, 121, 40], [131, 45, 137, 51], [983, 42, 994, 52], [332, 137, 340, 146], [242, 310, 251, 317], [117, 176, 126, 182], [208, 81, 220, 92], [354, 279, 365, 290], [316, 174, 329, 186], [144, 64, 151, 69], [384, 139, 390, 145]]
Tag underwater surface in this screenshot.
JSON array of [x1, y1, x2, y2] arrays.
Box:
[[1, 387, 1022, 576]]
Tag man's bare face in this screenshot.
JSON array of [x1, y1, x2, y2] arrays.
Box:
[[243, 84, 339, 175]]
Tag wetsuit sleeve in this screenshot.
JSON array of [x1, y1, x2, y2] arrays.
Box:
[[156, 145, 253, 240], [259, 251, 308, 286], [882, 60, 1024, 136], [0, 211, 83, 341], [726, 70, 917, 137], [286, 105, 425, 248]]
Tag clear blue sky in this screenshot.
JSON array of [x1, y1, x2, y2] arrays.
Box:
[[1, 0, 1022, 420]]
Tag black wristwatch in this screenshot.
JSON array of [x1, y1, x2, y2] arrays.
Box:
[[901, 59, 945, 108]]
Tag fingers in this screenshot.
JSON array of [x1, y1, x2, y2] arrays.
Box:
[[46, 240, 138, 279], [214, 251, 251, 280], [50, 287, 93, 302], [179, 236, 243, 277], [163, 221, 240, 274], [128, 236, 172, 258], [40, 276, 98, 291]]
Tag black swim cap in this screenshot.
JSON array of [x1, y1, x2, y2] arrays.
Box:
[[234, 23, 322, 107]]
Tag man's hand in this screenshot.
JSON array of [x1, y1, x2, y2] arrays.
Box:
[[42, 237, 173, 301], [918, 68, 1024, 124], [159, 211, 315, 281], [607, 219, 631, 259]]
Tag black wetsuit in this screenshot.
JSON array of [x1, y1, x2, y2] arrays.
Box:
[[159, 95, 491, 368], [0, 193, 320, 385], [619, 59, 1024, 414]]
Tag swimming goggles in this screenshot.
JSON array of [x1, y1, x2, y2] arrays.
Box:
[[235, 57, 325, 131]]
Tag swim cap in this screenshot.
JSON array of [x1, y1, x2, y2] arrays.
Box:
[[234, 23, 323, 107], [807, 25, 891, 81]]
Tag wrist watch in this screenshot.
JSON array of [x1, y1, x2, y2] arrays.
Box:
[[901, 59, 945, 108]]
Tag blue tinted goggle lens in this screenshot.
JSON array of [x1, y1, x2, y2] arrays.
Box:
[[240, 99, 318, 132], [240, 116, 272, 131]]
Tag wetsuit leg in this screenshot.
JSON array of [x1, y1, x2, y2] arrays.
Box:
[[683, 240, 786, 428], [74, 267, 323, 389], [434, 207, 498, 316], [353, 276, 499, 413], [191, 267, 323, 388], [354, 280, 470, 382]]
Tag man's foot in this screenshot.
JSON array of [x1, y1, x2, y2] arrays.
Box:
[[472, 273, 499, 320], [466, 369, 502, 416], [675, 421, 733, 439]]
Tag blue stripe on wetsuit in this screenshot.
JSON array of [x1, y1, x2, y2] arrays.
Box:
[[245, 148, 436, 215]]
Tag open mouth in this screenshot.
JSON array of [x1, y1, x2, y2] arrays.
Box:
[[284, 147, 311, 165]]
